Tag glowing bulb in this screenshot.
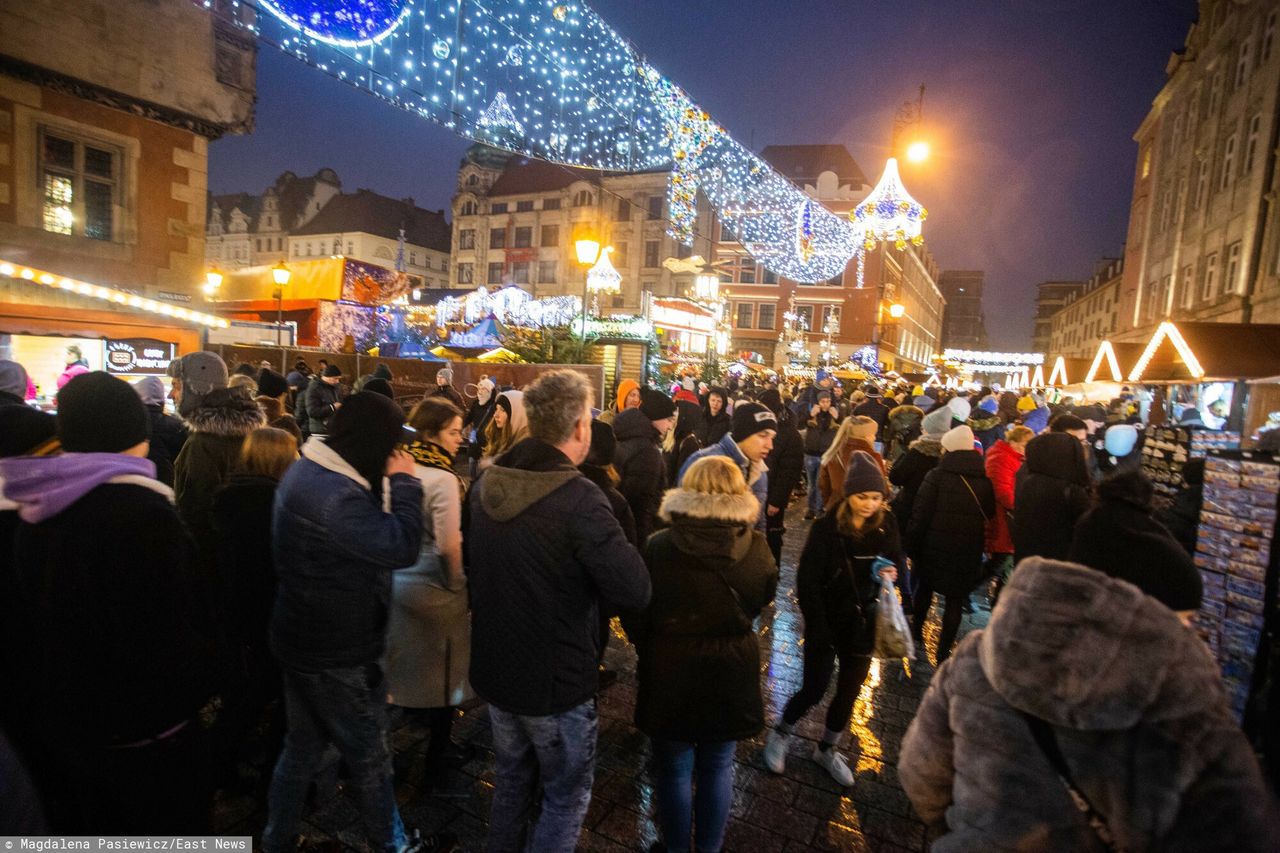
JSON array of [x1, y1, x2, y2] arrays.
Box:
[[888, 303, 906, 319], [906, 141, 930, 163]]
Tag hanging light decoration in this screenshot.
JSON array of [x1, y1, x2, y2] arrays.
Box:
[[586, 248, 623, 296], [853, 158, 927, 251]]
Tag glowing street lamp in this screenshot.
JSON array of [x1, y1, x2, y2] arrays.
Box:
[[271, 260, 291, 346], [905, 141, 929, 163], [574, 238, 602, 267], [888, 302, 907, 320], [204, 267, 224, 297]]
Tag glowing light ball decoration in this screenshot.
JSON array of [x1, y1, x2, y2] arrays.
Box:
[[221, 0, 921, 283], [853, 158, 927, 251]]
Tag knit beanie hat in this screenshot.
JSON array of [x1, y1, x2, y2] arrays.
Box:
[[167, 351, 228, 417], [843, 450, 887, 497], [913, 394, 936, 413], [257, 368, 289, 399], [362, 377, 395, 399], [436, 367, 453, 383], [615, 378, 640, 411], [977, 395, 999, 414], [1023, 405, 1051, 434], [847, 415, 878, 443], [1103, 424, 1138, 458], [373, 363, 394, 381], [1017, 394, 1037, 412], [0, 360, 27, 401], [57, 371, 150, 453], [731, 402, 778, 442], [941, 424, 976, 453], [639, 387, 676, 421], [757, 388, 783, 415], [947, 396, 971, 422], [132, 375, 167, 408], [323, 363, 343, 378], [921, 406, 952, 438], [585, 419, 618, 467]]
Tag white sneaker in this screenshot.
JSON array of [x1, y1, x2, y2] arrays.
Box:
[[812, 743, 855, 787], [762, 728, 791, 774]]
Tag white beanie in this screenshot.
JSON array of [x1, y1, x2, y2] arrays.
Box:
[[941, 424, 976, 453], [1104, 424, 1138, 457], [947, 396, 971, 422]]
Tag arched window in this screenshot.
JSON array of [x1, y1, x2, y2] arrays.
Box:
[[573, 189, 593, 207], [460, 200, 478, 216], [374, 245, 394, 260], [466, 174, 480, 186]]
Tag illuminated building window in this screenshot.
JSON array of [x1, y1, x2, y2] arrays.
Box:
[[39, 128, 119, 241]]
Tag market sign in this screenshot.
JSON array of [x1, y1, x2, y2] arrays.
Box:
[[105, 338, 176, 375], [582, 316, 652, 339], [650, 303, 716, 334]]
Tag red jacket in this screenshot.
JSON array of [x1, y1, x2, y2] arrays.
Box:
[[984, 439, 1023, 554]]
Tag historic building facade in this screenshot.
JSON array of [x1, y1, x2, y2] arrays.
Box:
[[937, 270, 989, 351], [1047, 256, 1125, 358]]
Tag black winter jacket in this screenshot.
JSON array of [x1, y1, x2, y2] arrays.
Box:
[[765, 415, 805, 510], [695, 409, 731, 447], [304, 377, 342, 435], [467, 438, 650, 716], [908, 450, 996, 597], [1156, 483, 1203, 556], [797, 510, 906, 654], [888, 437, 942, 532], [624, 487, 776, 741], [803, 409, 841, 455], [614, 408, 667, 545], [463, 397, 498, 461], [579, 463, 638, 547], [1013, 433, 1093, 564], [145, 405, 188, 487], [211, 474, 280, 654], [853, 398, 891, 438]]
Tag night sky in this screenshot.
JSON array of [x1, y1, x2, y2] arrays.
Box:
[[209, 0, 1199, 349]]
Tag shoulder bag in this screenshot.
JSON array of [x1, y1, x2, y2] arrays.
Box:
[[1020, 711, 1125, 853]]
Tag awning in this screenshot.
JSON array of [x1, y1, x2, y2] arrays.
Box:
[[1127, 321, 1280, 383]]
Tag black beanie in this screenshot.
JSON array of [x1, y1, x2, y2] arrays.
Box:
[[757, 388, 783, 414], [323, 363, 343, 378], [257, 368, 289, 399], [57, 371, 150, 453], [842, 450, 887, 497], [325, 392, 405, 491], [373, 363, 394, 381], [362, 377, 395, 399], [731, 402, 778, 442], [639, 387, 676, 421], [586, 419, 618, 467]]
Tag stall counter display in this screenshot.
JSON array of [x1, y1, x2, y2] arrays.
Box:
[[1141, 426, 1241, 500], [1193, 452, 1279, 724]]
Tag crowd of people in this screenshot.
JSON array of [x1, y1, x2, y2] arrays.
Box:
[[0, 352, 1277, 851]]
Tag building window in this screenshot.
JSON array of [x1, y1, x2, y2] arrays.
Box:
[[410, 252, 418, 266], [612, 294, 625, 308], [1225, 241, 1242, 293], [457, 263, 473, 284], [821, 305, 840, 330], [305, 243, 312, 256], [292, 244, 300, 257], [540, 224, 559, 248], [796, 304, 814, 330], [513, 226, 532, 248], [459, 229, 475, 250], [347, 242, 354, 255], [466, 174, 479, 186], [279, 237, 285, 251], [1201, 252, 1219, 300], [761, 267, 778, 285], [491, 202, 509, 214], [511, 261, 530, 284], [1207, 72, 1223, 117], [255, 238, 261, 251], [490, 227, 506, 249], [1180, 265, 1194, 308], [1244, 114, 1262, 174], [822, 272, 843, 287], [613, 241, 627, 267], [1219, 134, 1237, 191], [676, 241, 692, 260], [720, 221, 738, 242], [573, 190, 593, 207], [1194, 160, 1209, 210], [1140, 147, 1151, 179], [757, 303, 776, 330], [736, 303, 754, 328], [538, 260, 557, 283], [615, 198, 630, 221], [487, 262, 504, 284], [543, 197, 561, 211], [516, 200, 534, 213], [460, 200, 478, 216], [644, 240, 659, 268], [374, 245, 393, 260], [647, 195, 663, 220], [739, 258, 756, 284], [1264, 11, 1277, 63], [1235, 39, 1252, 89], [39, 128, 120, 240]]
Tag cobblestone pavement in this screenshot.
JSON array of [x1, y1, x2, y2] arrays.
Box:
[[215, 502, 992, 851]]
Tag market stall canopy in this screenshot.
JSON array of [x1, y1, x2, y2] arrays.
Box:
[[1045, 356, 1095, 387], [447, 313, 509, 349], [1128, 321, 1280, 382], [1084, 340, 1146, 383], [213, 258, 417, 306]]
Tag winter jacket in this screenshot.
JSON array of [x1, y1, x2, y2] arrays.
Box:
[[819, 438, 886, 510], [580, 463, 638, 546], [625, 487, 777, 742], [696, 408, 731, 447], [270, 438, 424, 672], [1013, 433, 1093, 564], [984, 439, 1023, 554], [853, 398, 891, 438], [425, 383, 466, 411], [764, 414, 804, 511], [614, 408, 667, 545], [463, 397, 498, 461], [1, 455, 215, 747], [467, 438, 651, 716], [888, 437, 942, 532], [144, 405, 188, 487], [802, 408, 841, 455], [210, 473, 279, 655], [908, 450, 995, 597], [899, 558, 1279, 852], [679, 432, 769, 531], [304, 377, 342, 435], [1156, 483, 1203, 556], [966, 412, 1005, 452], [797, 509, 906, 654], [885, 405, 923, 465]]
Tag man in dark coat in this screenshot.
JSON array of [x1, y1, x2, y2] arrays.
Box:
[[1, 372, 217, 832], [426, 367, 466, 409], [1013, 432, 1093, 564], [889, 406, 949, 530], [908, 426, 995, 663], [614, 388, 676, 545], [853, 385, 891, 440], [760, 389, 804, 565], [133, 375, 187, 486], [304, 364, 344, 436], [467, 370, 650, 852]]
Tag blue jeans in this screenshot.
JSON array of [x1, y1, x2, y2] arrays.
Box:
[[486, 699, 598, 853], [263, 663, 407, 853], [804, 454, 824, 513], [651, 739, 737, 853]]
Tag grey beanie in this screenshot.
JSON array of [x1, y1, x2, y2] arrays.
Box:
[[437, 367, 454, 383], [133, 376, 167, 408], [167, 351, 228, 416], [0, 360, 28, 401]]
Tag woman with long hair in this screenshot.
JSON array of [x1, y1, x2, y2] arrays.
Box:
[[478, 389, 527, 470], [764, 451, 904, 786], [385, 397, 475, 785], [818, 415, 885, 512]]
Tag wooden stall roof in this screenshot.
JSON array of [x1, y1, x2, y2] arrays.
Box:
[[1131, 322, 1280, 382]]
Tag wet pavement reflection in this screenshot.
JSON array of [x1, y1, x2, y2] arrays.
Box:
[[213, 502, 991, 850]]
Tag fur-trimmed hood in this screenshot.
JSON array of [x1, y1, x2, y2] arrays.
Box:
[[184, 387, 266, 436], [888, 404, 924, 426], [659, 487, 759, 561], [906, 436, 943, 458]]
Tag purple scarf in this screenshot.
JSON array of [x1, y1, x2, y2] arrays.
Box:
[[0, 453, 162, 523]]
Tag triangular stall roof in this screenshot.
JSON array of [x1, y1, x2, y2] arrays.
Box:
[[1046, 356, 1095, 387], [1127, 322, 1280, 383], [1084, 340, 1146, 383]]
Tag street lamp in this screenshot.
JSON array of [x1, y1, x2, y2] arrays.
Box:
[[905, 141, 929, 163], [203, 267, 223, 297], [271, 260, 291, 346], [574, 238, 602, 340], [888, 302, 906, 319]]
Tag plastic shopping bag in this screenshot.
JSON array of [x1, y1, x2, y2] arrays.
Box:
[[873, 576, 916, 662]]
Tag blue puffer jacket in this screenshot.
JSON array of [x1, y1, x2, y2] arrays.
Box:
[[270, 438, 423, 672], [678, 432, 769, 531]]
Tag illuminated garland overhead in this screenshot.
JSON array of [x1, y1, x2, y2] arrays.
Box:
[[205, 0, 927, 283]]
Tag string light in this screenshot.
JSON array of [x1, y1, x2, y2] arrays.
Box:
[[1085, 340, 1125, 383], [1127, 321, 1205, 382], [853, 157, 926, 251], [216, 0, 927, 284]]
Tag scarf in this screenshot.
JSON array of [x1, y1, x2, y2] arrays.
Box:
[[409, 440, 465, 505]]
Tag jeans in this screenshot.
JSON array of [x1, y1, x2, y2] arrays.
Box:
[[804, 454, 824, 513], [263, 663, 407, 853], [651, 739, 737, 853], [487, 699, 598, 853]]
